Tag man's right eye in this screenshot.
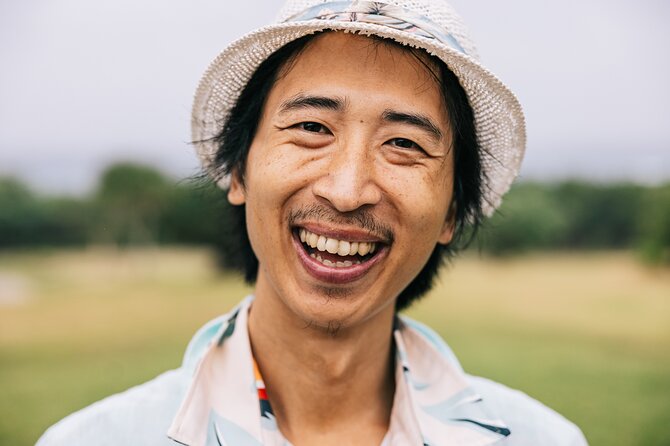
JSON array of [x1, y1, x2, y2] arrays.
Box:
[[297, 122, 329, 134]]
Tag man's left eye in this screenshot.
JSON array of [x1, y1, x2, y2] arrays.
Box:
[[387, 138, 422, 151], [297, 122, 330, 134]]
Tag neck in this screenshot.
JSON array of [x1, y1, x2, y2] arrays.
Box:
[[247, 282, 396, 445]]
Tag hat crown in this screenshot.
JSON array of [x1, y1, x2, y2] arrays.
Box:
[[275, 0, 479, 59]]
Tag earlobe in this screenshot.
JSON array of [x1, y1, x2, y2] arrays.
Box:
[[227, 171, 246, 205], [438, 201, 457, 245]]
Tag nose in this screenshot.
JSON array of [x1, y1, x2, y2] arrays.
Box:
[[311, 139, 382, 212]]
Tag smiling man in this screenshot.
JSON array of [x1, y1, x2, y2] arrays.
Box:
[[38, 1, 588, 445]]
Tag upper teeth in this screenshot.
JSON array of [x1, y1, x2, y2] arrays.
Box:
[[299, 229, 377, 257]]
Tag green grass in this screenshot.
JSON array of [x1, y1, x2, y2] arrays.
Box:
[[0, 248, 668, 445]]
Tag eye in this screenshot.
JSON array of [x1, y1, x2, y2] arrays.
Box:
[[296, 122, 330, 134], [387, 138, 423, 151]]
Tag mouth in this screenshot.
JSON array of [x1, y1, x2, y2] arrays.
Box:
[[292, 226, 388, 284]]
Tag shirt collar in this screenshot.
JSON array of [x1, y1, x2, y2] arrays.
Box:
[[168, 297, 264, 446], [168, 297, 510, 446], [393, 317, 510, 445]]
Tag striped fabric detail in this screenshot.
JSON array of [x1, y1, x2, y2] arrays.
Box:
[[253, 359, 274, 419]]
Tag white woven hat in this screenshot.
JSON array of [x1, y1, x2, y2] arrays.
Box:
[[192, 0, 526, 217]]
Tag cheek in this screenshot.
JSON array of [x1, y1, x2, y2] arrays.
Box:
[[379, 164, 453, 226], [246, 135, 319, 193], [242, 155, 310, 260], [381, 177, 453, 276]]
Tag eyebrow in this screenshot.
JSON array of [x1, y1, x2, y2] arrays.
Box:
[[278, 94, 346, 115], [382, 109, 444, 142], [277, 96, 445, 142]]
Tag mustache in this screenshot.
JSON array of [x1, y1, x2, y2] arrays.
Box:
[[288, 205, 394, 244]]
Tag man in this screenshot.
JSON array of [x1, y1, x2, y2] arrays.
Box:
[[38, 0, 588, 445]]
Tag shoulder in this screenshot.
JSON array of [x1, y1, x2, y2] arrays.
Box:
[[36, 302, 248, 446], [36, 368, 188, 446], [401, 317, 588, 445], [466, 375, 588, 445]]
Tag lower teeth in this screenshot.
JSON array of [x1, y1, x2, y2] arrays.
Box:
[[310, 253, 361, 267]]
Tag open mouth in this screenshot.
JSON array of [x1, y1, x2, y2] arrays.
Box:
[[297, 228, 380, 267]]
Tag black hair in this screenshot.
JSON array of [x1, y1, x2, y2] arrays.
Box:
[[211, 32, 484, 311]]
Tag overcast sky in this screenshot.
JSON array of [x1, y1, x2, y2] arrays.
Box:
[[1, 0, 669, 195]]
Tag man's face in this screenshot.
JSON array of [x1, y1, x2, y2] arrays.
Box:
[[229, 32, 455, 330]]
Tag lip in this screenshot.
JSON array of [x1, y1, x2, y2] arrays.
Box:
[[297, 222, 388, 244], [292, 230, 388, 285]]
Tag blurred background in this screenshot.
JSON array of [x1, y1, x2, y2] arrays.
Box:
[[1, 1, 669, 445]]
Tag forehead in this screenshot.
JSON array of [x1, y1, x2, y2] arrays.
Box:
[[269, 32, 448, 120], [284, 31, 440, 77]]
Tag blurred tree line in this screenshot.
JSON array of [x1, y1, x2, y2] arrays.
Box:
[[478, 181, 670, 264], [0, 163, 230, 249], [0, 162, 668, 265]]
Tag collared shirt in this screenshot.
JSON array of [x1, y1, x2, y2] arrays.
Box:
[[37, 296, 588, 446]]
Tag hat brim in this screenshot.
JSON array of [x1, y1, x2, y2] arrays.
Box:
[[192, 20, 526, 217]]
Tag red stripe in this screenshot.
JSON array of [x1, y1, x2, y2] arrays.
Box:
[[258, 388, 268, 400]]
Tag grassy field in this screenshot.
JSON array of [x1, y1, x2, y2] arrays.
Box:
[[0, 248, 668, 445]]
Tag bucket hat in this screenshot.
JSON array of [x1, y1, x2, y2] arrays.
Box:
[[192, 0, 526, 217]]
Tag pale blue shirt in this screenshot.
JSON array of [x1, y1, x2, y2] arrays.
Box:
[[37, 296, 587, 445]]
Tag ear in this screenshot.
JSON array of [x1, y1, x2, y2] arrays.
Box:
[[437, 200, 457, 245], [227, 170, 246, 205]]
